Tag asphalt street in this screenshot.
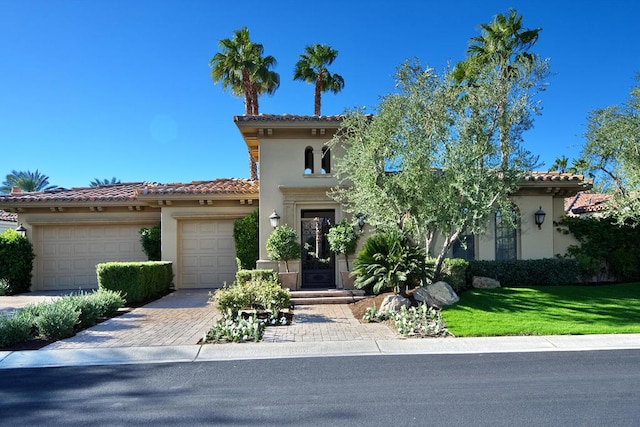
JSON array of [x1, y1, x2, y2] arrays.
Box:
[[1, 349, 639, 426]]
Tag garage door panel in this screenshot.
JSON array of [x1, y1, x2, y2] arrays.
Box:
[[35, 224, 148, 290], [179, 220, 236, 288]]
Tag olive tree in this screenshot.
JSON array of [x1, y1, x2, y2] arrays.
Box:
[[328, 55, 547, 277], [580, 73, 640, 225]]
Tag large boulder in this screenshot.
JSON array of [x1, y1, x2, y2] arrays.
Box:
[[380, 294, 412, 313], [472, 276, 501, 289], [414, 281, 459, 308]]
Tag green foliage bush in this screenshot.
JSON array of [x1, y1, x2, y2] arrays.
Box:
[[265, 224, 301, 272], [327, 219, 360, 270], [432, 258, 470, 292], [139, 223, 161, 261], [235, 269, 279, 284], [97, 261, 173, 304], [469, 258, 581, 287], [0, 229, 36, 294], [91, 288, 126, 317], [204, 314, 266, 343], [559, 216, 640, 282], [34, 298, 80, 341], [0, 312, 33, 347], [0, 290, 125, 348], [234, 209, 259, 270], [212, 274, 290, 319], [352, 230, 428, 294]]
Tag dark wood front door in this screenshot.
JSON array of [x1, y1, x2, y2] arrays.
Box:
[[301, 210, 335, 288]]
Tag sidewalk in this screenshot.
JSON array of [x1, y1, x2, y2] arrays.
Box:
[[2, 289, 640, 370]]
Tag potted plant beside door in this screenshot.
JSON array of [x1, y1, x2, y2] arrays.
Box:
[[266, 224, 301, 290], [327, 219, 360, 289]]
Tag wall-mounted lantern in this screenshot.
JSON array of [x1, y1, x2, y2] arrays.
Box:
[[269, 210, 281, 228], [15, 223, 27, 237], [534, 207, 546, 230], [355, 212, 366, 231]]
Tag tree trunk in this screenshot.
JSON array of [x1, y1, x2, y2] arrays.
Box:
[[314, 72, 323, 116], [249, 151, 258, 180]]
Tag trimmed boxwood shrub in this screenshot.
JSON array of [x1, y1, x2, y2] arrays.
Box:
[[97, 261, 173, 304], [0, 229, 36, 295], [469, 258, 581, 288], [235, 269, 278, 284]]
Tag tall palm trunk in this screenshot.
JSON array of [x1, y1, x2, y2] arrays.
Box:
[[314, 71, 323, 116]]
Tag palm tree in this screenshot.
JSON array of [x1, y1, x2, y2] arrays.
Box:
[[549, 155, 569, 173], [209, 27, 280, 179], [90, 177, 121, 187], [1, 169, 58, 193], [293, 44, 345, 116], [452, 9, 541, 169]]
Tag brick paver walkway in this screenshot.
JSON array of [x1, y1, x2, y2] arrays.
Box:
[[41, 289, 398, 349]]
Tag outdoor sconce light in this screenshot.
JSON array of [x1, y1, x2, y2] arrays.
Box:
[[534, 207, 546, 230], [269, 210, 281, 228], [15, 223, 27, 237], [355, 212, 366, 231]]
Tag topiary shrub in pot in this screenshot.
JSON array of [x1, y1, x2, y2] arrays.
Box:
[[265, 224, 301, 290], [327, 219, 360, 289]]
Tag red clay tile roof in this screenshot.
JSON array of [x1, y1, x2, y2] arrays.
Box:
[[0, 179, 259, 205], [136, 179, 258, 196], [525, 171, 588, 182], [0, 182, 148, 203], [0, 210, 17, 222], [565, 192, 613, 215], [234, 114, 349, 123]]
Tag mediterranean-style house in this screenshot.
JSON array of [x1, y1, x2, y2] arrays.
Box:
[[0, 114, 592, 291]]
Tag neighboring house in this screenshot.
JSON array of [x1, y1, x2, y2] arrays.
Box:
[[0, 209, 18, 232], [565, 192, 612, 217], [0, 114, 591, 291]]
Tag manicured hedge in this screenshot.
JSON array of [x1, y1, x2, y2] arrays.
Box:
[[96, 261, 173, 304], [234, 269, 278, 285], [469, 258, 581, 288]]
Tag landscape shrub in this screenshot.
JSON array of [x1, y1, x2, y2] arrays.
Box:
[[233, 209, 259, 270], [469, 258, 581, 287], [213, 275, 290, 318], [97, 261, 173, 304], [90, 288, 126, 317], [234, 269, 279, 285], [34, 298, 80, 341], [352, 230, 428, 294], [431, 258, 470, 292], [63, 293, 101, 329], [559, 216, 640, 282], [0, 312, 33, 347], [0, 229, 36, 295], [139, 223, 161, 261], [203, 314, 265, 343]]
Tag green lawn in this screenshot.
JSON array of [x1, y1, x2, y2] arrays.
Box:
[[441, 283, 640, 337]]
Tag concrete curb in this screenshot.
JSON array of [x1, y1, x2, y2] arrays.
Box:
[[2, 334, 640, 369]]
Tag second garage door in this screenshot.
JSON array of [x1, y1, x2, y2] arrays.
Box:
[[179, 220, 236, 288]]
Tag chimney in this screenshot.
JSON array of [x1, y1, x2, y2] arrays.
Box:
[[10, 187, 22, 196]]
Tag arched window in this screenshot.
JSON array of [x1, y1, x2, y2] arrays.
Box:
[[321, 147, 331, 174], [304, 146, 314, 174], [495, 209, 518, 260]]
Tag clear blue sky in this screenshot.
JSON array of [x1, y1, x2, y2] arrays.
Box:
[[1, 0, 639, 189]]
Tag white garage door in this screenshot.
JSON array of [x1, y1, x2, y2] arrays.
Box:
[[179, 220, 236, 288], [35, 224, 148, 290]]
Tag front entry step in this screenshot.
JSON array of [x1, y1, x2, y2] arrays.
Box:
[[290, 289, 366, 305]]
